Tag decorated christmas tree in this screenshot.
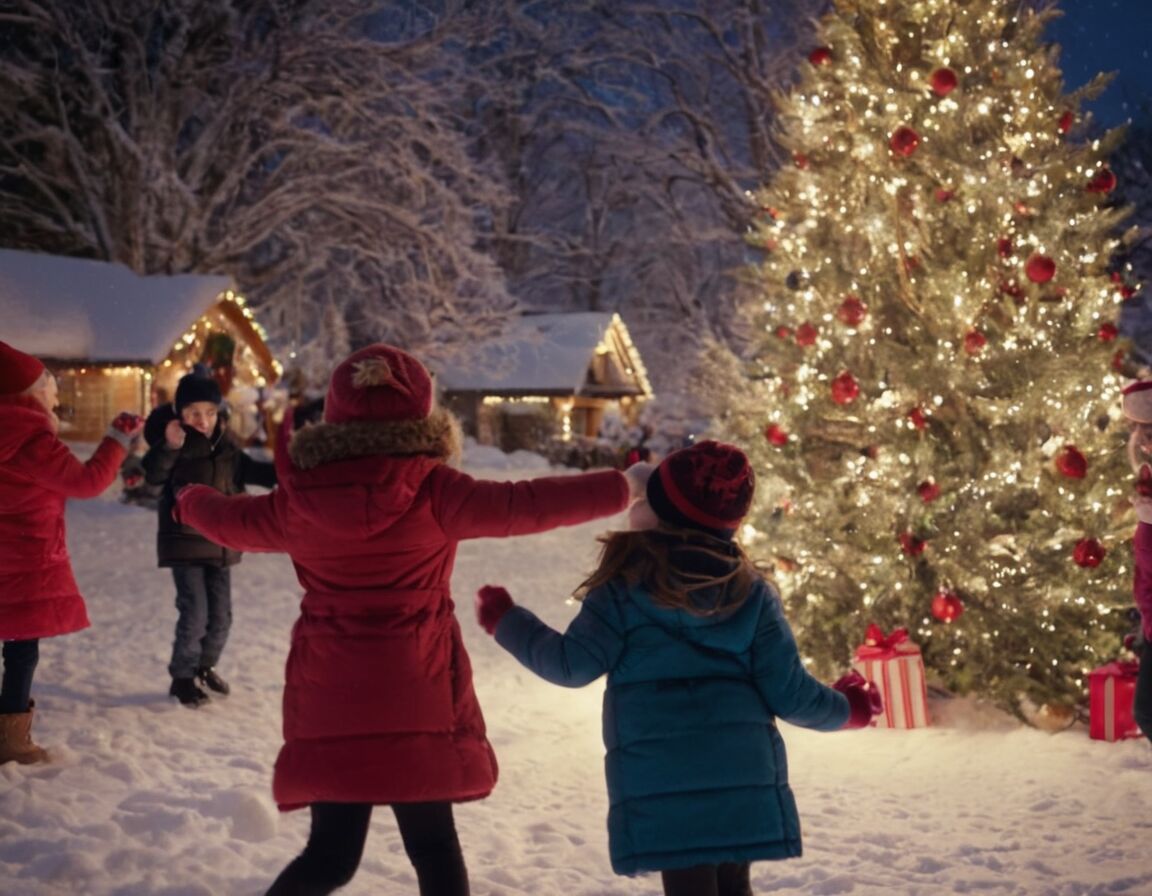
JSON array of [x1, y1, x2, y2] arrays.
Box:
[[728, 0, 1142, 718]]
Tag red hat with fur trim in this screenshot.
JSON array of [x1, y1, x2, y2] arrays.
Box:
[[1122, 381, 1152, 424], [646, 440, 755, 538], [324, 344, 433, 424], [0, 340, 46, 396]]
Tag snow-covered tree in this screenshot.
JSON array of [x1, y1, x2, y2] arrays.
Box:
[[726, 0, 1141, 716], [0, 0, 517, 365]]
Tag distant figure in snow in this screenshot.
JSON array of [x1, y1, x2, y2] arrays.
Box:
[[173, 342, 652, 896], [1120, 381, 1152, 743], [0, 341, 143, 764], [476, 440, 883, 896]]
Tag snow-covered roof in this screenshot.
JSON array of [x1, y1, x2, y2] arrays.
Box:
[[0, 248, 233, 364], [435, 312, 651, 397]]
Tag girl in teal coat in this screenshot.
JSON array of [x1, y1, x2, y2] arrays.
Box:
[[476, 440, 882, 896]]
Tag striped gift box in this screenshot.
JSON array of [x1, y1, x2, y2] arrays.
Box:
[[851, 624, 930, 729], [1088, 660, 1141, 742]]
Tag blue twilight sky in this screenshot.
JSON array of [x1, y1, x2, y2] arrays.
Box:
[[1046, 0, 1152, 127]]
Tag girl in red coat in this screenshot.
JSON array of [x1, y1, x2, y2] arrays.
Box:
[[1121, 381, 1152, 742], [175, 343, 646, 896], [0, 341, 143, 764]]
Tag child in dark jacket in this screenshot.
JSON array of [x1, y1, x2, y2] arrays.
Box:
[[173, 343, 650, 896], [0, 341, 143, 763], [476, 440, 882, 896], [142, 370, 276, 707], [1120, 381, 1152, 742]]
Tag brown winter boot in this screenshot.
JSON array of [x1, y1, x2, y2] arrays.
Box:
[[0, 700, 49, 765]]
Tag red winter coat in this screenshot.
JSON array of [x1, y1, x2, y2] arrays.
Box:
[[0, 394, 127, 640], [177, 409, 629, 810]]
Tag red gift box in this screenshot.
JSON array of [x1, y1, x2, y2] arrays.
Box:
[[1088, 660, 1142, 742], [851, 624, 930, 728]]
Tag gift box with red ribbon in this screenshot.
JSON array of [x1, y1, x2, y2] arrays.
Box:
[[1088, 659, 1142, 742], [851, 623, 930, 728]]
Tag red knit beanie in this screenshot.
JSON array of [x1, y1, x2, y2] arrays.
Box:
[[0, 341, 46, 396], [1122, 381, 1152, 424], [646, 440, 755, 538], [323, 344, 433, 424]]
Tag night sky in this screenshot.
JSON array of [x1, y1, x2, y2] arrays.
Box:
[[1046, 0, 1152, 127]]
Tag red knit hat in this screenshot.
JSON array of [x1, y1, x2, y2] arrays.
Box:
[[0, 341, 46, 396], [1123, 381, 1152, 424], [646, 440, 755, 538], [323, 344, 433, 424]]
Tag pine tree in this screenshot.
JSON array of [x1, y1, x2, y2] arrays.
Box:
[[727, 0, 1141, 717]]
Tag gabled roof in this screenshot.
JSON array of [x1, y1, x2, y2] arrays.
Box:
[[0, 248, 233, 364], [435, 311, 651, 398]]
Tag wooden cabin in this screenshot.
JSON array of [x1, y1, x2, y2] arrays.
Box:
[[435, 312, 652, 453], [0, 249, 279, 441]]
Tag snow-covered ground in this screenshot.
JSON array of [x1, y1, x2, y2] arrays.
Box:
[[2, 443, 1151, 896]]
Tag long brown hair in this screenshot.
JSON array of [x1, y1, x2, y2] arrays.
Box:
[[574, 525, 768, 616]]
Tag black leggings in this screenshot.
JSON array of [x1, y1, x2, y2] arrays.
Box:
[[661, 862, 752, 896], [265, 801, 468, 896], [0, 639, 39, 714]]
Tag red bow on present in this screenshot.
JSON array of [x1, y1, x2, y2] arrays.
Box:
[[856, 623, 919, 660], [1092, 659, 1140, 678]]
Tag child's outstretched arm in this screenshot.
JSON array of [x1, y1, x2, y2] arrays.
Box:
[[176, 486, 287, 554], [20, 415, 139, 498], [432, 466, 638, 540], [476, 585, 624, 687], [750, 590, 852, 731]]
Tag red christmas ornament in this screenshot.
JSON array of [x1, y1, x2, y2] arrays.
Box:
[[775, 325, 792, 340], [889, 126, 921, 157], [793, 152, 809, 169], [1086, 168, 1117, 194], [837, 295, 867, 326], [929, 67, 958, 96], [1057, 110, 1074, 135], [808, 46, 833, 66], [903, 255, 920, 274], [931, 590, 964, 623], [1025, 253, 1056, 284], [997, 237, 1013, 258], [1054, 444, 1087, 480], [1097, 322, 1119, 342], [963, 329, 987, 355], [1072, 537, 1106, 568], [1121, 285, 1137, 300], [764, 423, 789, 446], [1113, 349, 1127, 371], [999, 280, 1024, 301], [917, 479, 941, 503], [794, 322, 818, 346], [899, 532, 927, 556], [934, 187, 955, 203], [830, 371, 860, 405], [907, 407, 928, 430]]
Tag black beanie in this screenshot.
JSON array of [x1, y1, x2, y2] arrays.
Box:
[[174, 372, 222, 413]]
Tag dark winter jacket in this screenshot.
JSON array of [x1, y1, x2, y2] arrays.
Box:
[[142, 420, 276, 567], [494, 575, 850, 875], [175, 408, 631, 811], [0, 393, 126, 639]]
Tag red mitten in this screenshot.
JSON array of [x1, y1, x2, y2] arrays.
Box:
[[476, 585, 514, 635], [110, 412, 145, 435], [832, 670, 884, 729]]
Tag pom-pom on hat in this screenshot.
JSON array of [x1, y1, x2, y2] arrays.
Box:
[[0, 340, 46, 396], [324, 344, 433, 425], [174, 371, 223, 413], [646, 440, 755, 539], [1122, 381, 1152, 424]]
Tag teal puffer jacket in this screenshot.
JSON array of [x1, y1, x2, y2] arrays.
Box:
[[495, 576, 849, 875]]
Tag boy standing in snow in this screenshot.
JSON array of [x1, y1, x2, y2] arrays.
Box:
[[143, 369, 276, 708], [1120, 381, 1152, 742], [173, 342, 649, 896], [0, 341, 144, 764], [476, 440, 882, 896]]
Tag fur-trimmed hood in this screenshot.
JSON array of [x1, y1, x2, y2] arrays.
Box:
[[280, 407, 463, 539]]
